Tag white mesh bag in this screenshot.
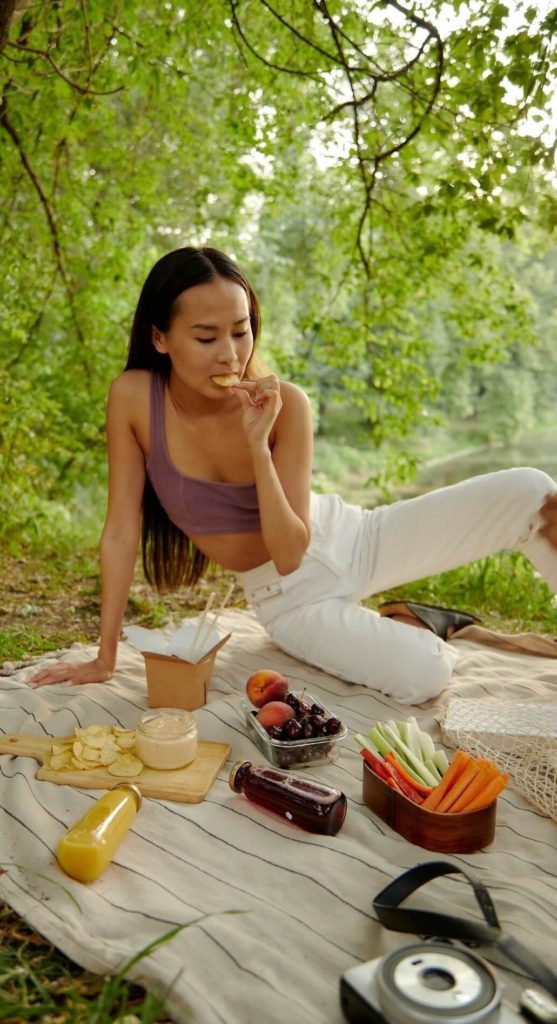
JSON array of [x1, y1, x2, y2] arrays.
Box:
[[440, 697, 557, 821]]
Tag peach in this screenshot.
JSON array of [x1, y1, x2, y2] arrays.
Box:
[[246, 669, 288, 708], [256, 702, 295, 733]]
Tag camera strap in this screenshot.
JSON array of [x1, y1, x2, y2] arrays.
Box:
[[372, 860, 557, 999]]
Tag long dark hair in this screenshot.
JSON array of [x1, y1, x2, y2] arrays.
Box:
[[125, 246, 262, 591]]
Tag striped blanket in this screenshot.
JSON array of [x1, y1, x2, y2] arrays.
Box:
[[1, 609, 556, 1024]]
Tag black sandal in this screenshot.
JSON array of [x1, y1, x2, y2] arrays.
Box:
[[378, 601, 481, 641]]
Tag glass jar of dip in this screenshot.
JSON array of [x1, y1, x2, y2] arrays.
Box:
[[136, 708, 198, 770]]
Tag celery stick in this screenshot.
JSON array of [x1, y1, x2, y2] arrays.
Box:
[[368, 726, 392, 758], [390, 756, 430, 787], [406, 720, 423, 760], [354, 733, 382, 760], [433, 749, 450, 776], [424, 758, 442, 781], [396, 720, 410, 746], [380, 723, 439, 787], [376, 723, 395, 750], [372, 722, 422, 779], [414, 723, 436, 761]]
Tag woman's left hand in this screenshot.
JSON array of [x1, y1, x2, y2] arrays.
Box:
[[232, 375, 282, 450]]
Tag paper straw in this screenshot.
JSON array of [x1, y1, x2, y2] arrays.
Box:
[[190, 592, 215, 659]]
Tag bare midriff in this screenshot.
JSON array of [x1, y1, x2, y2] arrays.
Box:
[[190, 530, 272, 573]]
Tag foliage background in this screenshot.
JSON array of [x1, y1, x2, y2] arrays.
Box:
[[1, 0, 556, 548]]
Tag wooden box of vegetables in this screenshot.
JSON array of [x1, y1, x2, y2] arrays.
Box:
[[357, 718, 507, 853]]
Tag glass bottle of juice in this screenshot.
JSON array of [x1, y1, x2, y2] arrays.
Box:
[[56, 784, 142, 883], [229, 761, 347, 835]]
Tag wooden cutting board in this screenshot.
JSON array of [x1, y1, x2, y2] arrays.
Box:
[[0, 733, 230, 804]]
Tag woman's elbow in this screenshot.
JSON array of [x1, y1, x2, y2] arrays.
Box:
[[277, 556, 303, 576], [276, 528, 310, 576]]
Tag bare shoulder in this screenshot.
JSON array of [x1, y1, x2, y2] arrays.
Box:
[[106, 370, 152, 452], [108, 369, 151, 405], [278, 379, 312, 413], [273, 380, 313, 448]]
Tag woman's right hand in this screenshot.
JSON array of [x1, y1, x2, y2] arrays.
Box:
[[29, 656, 113, 689]]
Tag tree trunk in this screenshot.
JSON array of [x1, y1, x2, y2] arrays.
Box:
[[0, 0, 21, 53]]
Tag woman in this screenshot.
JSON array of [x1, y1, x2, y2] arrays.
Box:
[[31, 247, 557, 702]]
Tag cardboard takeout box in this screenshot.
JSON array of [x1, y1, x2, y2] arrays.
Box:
[[142, 633, 231, 711]]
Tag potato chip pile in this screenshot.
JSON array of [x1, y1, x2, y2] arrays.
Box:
[[49, 724, 143, 778]]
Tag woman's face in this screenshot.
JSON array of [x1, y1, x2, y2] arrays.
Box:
[[153, 276, 254, 395]]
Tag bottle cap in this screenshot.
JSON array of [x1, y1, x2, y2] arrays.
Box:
[[229, 760, 251, 793], [112, 782, 143, 811]]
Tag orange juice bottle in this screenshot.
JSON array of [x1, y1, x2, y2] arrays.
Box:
[[56, 784, 142, 883]]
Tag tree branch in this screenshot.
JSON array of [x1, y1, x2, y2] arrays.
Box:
[[0, 96, 92, 380], [228, 0, 322, 79], [0, 96, 68, 282], [7, 40, 124, 95], [230, 0, 445, 283]]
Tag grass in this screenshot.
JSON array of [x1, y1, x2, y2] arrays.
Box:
[[0, 903, 173, 1023], [0, 543, 243, 665], [367, 550, 557, 634]]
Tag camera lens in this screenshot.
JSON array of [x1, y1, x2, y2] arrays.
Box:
[[376, 942, 501, 1024], [421, 967, 455, 991]]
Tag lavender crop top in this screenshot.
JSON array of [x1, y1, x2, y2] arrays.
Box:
[[146, 372, 261, 536]]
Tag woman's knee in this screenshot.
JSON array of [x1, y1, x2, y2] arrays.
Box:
[[380, 634, 458, 704], [499, 467, 556, 505], [268, 604, 459, 705]]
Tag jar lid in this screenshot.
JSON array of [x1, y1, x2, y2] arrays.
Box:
[[112, 782, 143, 811], [229, 760, 251, 793]]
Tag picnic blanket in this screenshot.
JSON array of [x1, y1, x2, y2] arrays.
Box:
[[1, 609, 556, 1024]]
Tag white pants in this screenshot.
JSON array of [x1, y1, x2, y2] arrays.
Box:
[[235, 468, 557, 704]]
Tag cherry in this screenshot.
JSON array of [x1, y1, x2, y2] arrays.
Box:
[[283, 719, 303, 740], [297, 704, 311, 718], [326, 717, 342, 735]]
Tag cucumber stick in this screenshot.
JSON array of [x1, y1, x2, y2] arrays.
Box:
[[368, 726, 393, 759], [365, 719, 448, 788], [424, 757, 442, 781], [404, 719, 422, 760], [353, 732, 382, 760], [369, 723, 439, 787], [380, 723, 440, 787], [433, 749, 450, 775], [370, 725, 428, 785]]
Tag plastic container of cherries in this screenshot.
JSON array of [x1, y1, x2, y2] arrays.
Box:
[[241, 690, 347, 768]]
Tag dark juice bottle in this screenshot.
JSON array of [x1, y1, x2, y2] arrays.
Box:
[[229, 760, 347, 835]]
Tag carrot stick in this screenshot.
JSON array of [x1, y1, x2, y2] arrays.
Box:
[[385, 753, 433, 795], [436, 760, 482, 813], [382, 758, 424, 804], [458, 773, 510, 812], [421, 750, 471, 811], [448, 764, 499, 813]]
